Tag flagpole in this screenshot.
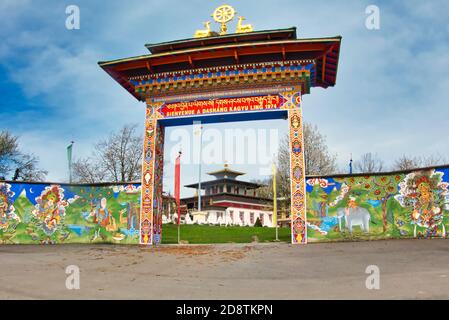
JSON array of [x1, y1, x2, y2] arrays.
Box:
[[175, 150, 182, 244], [349, 153, 353, 174], [272, 161, 279, 241], [198, 125, 203, 212], [67, 141, 74, 183]]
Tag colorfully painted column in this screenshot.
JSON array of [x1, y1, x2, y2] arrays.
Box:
[[288, 94, 307, 244], [152, 122, 165, 245], [139, 101, 164, 245]]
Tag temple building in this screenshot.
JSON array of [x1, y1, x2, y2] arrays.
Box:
[[179, 164, 274, 227]]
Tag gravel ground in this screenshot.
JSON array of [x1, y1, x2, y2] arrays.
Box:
[[1, 239, 449, 299]]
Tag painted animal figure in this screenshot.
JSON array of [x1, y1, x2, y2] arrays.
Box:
[[336, 207, 371, 233], [236, 16, 253, 33], [194, 21, 212, 38]]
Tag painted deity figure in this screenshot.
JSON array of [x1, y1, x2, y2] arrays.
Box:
[[41, 195, 60, 231], [0, 193, 11, 230], [344, 196, 358, 215], [90, 197, 117, 240], [0, 183, 20, 241], [32, 185, 68, 238], [94, 197, 110, 227], [395, 170, 448, 238], [0, 194, 8, 218]]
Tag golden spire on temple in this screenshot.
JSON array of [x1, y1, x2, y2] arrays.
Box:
[[194, 4, 253, 38], [212, 4, 236, 35]]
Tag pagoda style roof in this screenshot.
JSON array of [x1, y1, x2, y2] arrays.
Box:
[[184, 178, 262, 190], [98, 28, 342, 101], [145, 28, 298, 54], [207, 165, 245, 177]]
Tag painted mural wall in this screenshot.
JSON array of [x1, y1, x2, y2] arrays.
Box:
[[306, 166, 449, 242], [0, 182, 141, 244], [1, 165, 449, 244]]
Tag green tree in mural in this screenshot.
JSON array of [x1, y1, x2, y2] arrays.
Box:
[[335, 174, 403, 232], [69, 185, 118, 241], [72, 186, 115, 208], [309, 184, 330, 217], [70, 186, 116, 221]]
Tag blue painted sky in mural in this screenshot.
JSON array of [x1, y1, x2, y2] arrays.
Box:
[[0, 0, 448, 192], [306, 178, 342, 194], [7, 183, 78, 205]]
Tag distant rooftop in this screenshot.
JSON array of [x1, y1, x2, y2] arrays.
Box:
[[207, 163, 245, 177]]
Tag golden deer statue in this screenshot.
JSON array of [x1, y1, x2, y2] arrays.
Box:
[[236, 16, 253, 33], [194, 21, 213, 38]]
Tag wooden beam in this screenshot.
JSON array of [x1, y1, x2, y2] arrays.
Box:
[[188, 55, 194, 68], [112, 42, 331, 71], [321, 54, 326, 83], [234, 50, 239, 63]]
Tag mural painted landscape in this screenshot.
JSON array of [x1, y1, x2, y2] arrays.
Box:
[[1, 165, 449, 244], [0, 183, 141, 244], [306, 166, 449, 242]]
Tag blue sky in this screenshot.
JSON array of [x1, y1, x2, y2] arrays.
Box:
[[1, 0, 448, 197]]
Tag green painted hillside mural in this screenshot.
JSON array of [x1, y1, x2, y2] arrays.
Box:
[[1, 165, 449, 244], [306, 166, 449, 242], [0, 183, 141, 244]]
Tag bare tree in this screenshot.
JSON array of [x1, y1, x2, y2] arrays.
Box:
[[303, 123, 338, 176], [0, 130, 47, 181], [72, 157, 107, 183], [14, 153, 48, 181], [354, 152, 384, 173], [256, 122, 338, 200], [392, 155, 421, 171], [392, 154, 448, 171], [0, 131, 19, 177], [73, 124, 143, 183]]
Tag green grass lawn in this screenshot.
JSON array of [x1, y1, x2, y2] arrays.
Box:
[[161, 224, 291, 244]]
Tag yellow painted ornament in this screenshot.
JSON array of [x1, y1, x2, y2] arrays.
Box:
[[212, 4, 236, 35]]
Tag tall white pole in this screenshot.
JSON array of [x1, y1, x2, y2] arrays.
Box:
[[272, 161, 278, 241], [198, 125, 203, 212]]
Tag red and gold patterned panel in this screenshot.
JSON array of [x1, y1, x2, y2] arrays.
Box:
[[139, 101, 164, 245], [288, 92, 307, 244]]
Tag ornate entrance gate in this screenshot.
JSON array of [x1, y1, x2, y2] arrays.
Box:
[[99, 7, 341, 245]]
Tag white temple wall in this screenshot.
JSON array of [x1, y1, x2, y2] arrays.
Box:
[[163, 208, 273, 227]]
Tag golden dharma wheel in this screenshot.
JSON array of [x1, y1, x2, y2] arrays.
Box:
[[212, 4, 236, 23]]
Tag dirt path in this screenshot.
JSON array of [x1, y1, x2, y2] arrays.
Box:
[[1, 239, 449, 299]]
